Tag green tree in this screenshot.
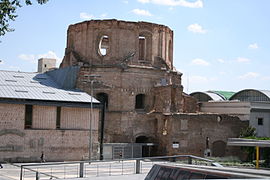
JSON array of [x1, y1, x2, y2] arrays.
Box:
[[0, 0, 48, 36], [239, 126, 256, 162]]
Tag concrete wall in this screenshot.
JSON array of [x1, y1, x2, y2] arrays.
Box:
[[38, 58, 56, 73], [199, 101, 251, 121], [0, 103, 100, 162], [250, 111, 270, 137]]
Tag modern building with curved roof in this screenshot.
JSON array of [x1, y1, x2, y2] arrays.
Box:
[[194, 89, 270, 137], [230, 89, 270, 102], [190, 91, 235, 102]]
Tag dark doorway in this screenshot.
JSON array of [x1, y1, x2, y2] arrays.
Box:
[[96, 92, 108, 108], [96, 92, 108, 160], [136, 136, 152, 157]]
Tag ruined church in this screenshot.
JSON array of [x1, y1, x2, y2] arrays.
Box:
[[60, 19, 246, 159]]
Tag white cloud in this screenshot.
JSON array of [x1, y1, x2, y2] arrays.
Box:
[[248, 43, 259, 49], [131, 9, 152, 16], [137, 0, 203, 8], [262, 76, 270, 80], [123, 0, 129, 3], [217, 58, 225, 63], [18, 51, 61, 65], [236, 57, 251, 63], [138, 0, 150, 3], [191, 58, 210, 66], [38, 51, 61, 65], [219, 71, 226, 75], [100, 13, 108, 18], [238, 72, 260, 79], [187, 23, 207, 34], [80, 12, 94, 20]]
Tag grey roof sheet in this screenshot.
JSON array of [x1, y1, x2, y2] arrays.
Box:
[[190, 91, 224, 101], [0, 70, 99, 103], [260, 90, 270, 99], [204, 92, 224, 101]]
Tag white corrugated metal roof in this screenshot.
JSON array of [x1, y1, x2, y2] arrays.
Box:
[[0, 70, 99, 103], [260, 90, 270, 99], [204, 92, 224, 101]]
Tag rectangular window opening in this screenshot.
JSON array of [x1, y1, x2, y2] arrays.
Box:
[[56, 107, 61, 129], [139, 36, 146, 60], [25, 105, 33, 129], [258, 118, 263, 125]]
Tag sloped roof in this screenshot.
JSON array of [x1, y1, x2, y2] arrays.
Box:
[[190, 91, 224, 102], [0, 70, 99, 104], [211, 91, 235, 100]]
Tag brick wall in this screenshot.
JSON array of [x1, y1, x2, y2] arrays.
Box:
[[0, 103, 100, 162], [156, 113, 247, 157]]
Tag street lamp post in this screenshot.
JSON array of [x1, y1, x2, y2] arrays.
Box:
[[84, 74, 101, 161]]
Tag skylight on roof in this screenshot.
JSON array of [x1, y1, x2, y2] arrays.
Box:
[[68, 92, 81, 95], [43, 91, 56, 94], [13, 75, 24, 78], [36, 77, 47, 80], [30, 80, 39, 83], [5, 79, 17, 82], [15, 90, 28, 93]]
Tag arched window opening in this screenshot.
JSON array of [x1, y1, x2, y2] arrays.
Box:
[[139, 36, 146, 60], [212, 140, 226, 157], [96, 92, 109, 108], [98, 35, 109, 56], [135, 94, 145, 109]]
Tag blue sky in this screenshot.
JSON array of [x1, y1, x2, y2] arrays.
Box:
[[0, 0, 270, 93]]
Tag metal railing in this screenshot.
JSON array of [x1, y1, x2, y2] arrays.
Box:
[[17, 155, 220, 180]]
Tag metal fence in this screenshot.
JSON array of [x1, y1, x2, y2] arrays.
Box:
[[17, 155, 219, 180]]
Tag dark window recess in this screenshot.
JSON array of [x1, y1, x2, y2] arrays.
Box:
[[135, 94, 145, 109], [96, 93, 109, 108], [258, 118, 263, 125], [25, 105, 33, 129], [139, 36, 145, 60], [56, 107, 61, 129], [44, 64, 47, 67]]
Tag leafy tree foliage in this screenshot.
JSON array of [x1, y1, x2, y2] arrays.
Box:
[[239, 125, 256, 138], [239, 126, 256, 162], [0, 0, 48, 36]]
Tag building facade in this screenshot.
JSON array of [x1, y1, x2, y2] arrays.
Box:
[[192, 89, 270, 137], [0, 69, 100, 162], [59, 19, 245, 158]]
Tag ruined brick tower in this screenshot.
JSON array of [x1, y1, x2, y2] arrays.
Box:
[[60, 19, 198, 157]]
